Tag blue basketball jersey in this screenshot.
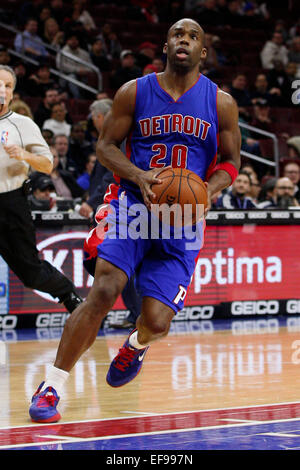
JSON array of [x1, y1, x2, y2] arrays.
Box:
[[120, 72, 219, 196]]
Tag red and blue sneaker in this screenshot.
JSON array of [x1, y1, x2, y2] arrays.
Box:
[[29, 382, 61, 423], [106, 330, 149, 387]]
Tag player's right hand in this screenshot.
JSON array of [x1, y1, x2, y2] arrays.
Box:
[[135, 168, 163, 210]]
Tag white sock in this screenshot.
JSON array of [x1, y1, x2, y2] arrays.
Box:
[[129, 330, 148, 350], [41, 365, 69, 396]]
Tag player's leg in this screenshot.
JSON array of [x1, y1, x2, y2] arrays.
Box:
[[106, 296, 174, 387], [29, 257, 128, 422]]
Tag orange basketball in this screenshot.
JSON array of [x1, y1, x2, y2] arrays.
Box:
[[150, 168, 207, 226]]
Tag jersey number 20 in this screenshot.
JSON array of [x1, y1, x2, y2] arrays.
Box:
[[150, 144, 188, 169]]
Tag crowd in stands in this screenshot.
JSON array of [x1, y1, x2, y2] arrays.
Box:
[[1, 0, 300, 215]]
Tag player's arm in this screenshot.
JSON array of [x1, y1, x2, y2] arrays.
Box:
[[97, 80, 162, 208], [206, 90, 241, 207]]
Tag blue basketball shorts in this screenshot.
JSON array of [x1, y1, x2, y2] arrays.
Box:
[[97, 189, 205, 313]]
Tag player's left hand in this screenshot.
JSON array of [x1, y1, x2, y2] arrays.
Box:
[[3, 145, 27, 161]]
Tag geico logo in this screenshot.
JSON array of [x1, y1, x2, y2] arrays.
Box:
[[247, 212, 267, 219], [286, 300, 300, 314], [175, 306, 215, 320], [0, 315, 18, 329], [194, 248, 282, 292], [206, 212, 219, 220], [270, 212, 289, 219], [225, 212, 245, 219], [231, 300, 279, 315], [42, 213, 64, 220], [36, 313, 70, 327]]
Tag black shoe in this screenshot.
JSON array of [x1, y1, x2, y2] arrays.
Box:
[[60, 292, 83, 313], [108, 319, 135, 330]]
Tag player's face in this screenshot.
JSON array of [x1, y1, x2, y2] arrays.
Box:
[[164, 21, 207, 71], [0, 70, 15, 114]]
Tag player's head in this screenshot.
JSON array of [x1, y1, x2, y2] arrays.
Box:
[[164, 18, 207, 72]]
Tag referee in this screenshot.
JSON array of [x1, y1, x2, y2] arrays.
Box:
[[0, 65, 82, 313]]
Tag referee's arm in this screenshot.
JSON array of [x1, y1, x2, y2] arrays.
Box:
[[3, 144, 53, 174]]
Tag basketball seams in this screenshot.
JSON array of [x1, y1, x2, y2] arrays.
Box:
[[155, 174, 175, 204]]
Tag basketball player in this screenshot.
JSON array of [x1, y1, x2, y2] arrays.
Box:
[[29, 18, 241, 423], [0, 65, 82, 317]]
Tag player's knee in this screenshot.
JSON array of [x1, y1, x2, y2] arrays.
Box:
[[143, 316, 171, 338], [86, 275, 122, 316]]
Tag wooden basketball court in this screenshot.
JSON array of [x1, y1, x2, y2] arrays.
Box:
[[1, 317, 300, 450]]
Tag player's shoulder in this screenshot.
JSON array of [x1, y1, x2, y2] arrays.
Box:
[[217, 88, 237, 108], [113, 79, 138, 112]]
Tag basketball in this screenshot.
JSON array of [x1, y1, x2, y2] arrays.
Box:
[[150, 168, 208, 226]]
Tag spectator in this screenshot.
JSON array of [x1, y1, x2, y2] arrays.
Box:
[[28, 173, 57, 211], [202, 33, 219, 77], [288, 36, 300, 75], [14, 18, 49, 62], [76, 153, 97, 191], [273, 177, 299, 208], [27, 65, 57, 97], [260, 32, 289, 70], [13, 63, 32, 96], [56, 33, 93, 98], [49, 145, 84, 199], [142, 64, 158, 76], [152, 57, 165, 72], [195, 0, 223, 27], [256, 177, 277, 208], [241, 163, 261, 202], [215, 171, 257, 209], [239, 107, 261, 156], [43, 17, 65, 48], [67, 122, 94, 174], [42, 128, 55, 146], [37, 6, 52, 36], [289, 18, 300, 41], [266, 60, 290, 104], [89, 38, 111, 72], [18, 0, 45, 25], [222, 0, 242, 28], [53, 134, 78, 176], [283, 161, 300, 201], [69, 0, 96, 32], [251, 73, 281, 106], [78, 99, 115, 218], [287, 136, 300, 158], [10, 99, 33, 119], [100, 23, 122, 60], [230, 74, 251, 107], [211, 35, 229, 66], [34, 88, 60, 128], [43, 102, 71, 137], [251, 99, 273, 134], [49, 0, 67, 26], [136, 41, 158, 69], [0, 46, 13, 66], [111, 50, 142, 89]]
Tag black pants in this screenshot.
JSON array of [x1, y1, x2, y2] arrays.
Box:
[[0, 188, 75, 301]]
